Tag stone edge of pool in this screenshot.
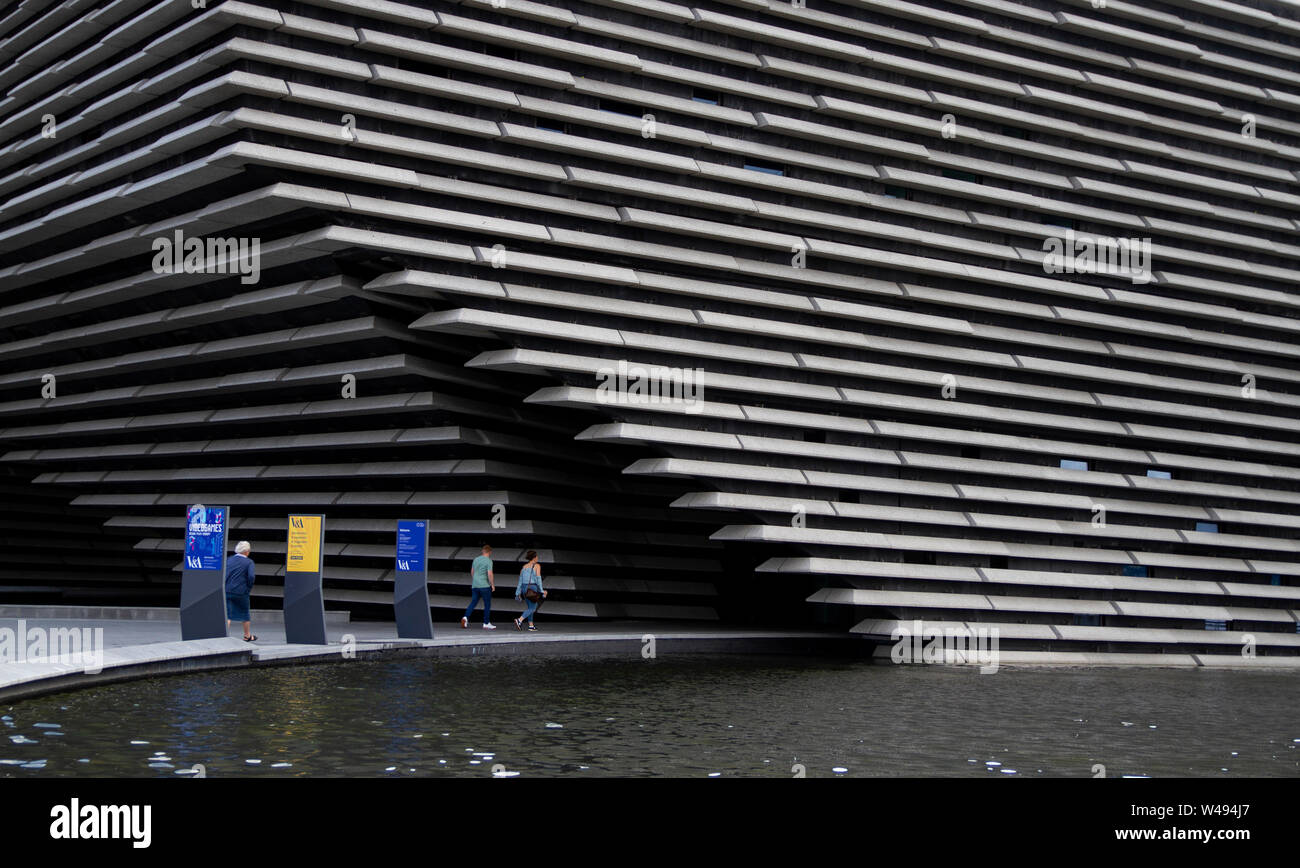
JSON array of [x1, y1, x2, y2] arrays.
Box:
[[0, 628, 864, 703], [4, 630, 1300, 704]]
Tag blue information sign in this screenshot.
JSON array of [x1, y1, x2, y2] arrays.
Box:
[[184, 505, 227, 572], [393, 519, 433, 639], [180, 504, 230, 641], [395, 520, 427, 572]]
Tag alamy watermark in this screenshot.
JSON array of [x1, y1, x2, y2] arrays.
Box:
[[49, 798, 150, 848], [890, 619, 1000, 673], [0, 620, 105, 674], [1042, 230, 1151, 284], [151, 229, 261, 284], [595, 360, 704, 414]]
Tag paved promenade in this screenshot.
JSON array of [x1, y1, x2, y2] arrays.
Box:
[[4, 607, 1295, 703], [0, 606, 853, 702]]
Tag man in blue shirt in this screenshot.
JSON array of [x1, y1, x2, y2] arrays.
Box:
[[225, 540, 257, 642], [461, 544, 496, 630]]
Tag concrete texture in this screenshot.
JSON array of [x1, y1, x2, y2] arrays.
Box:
[[3, 0, 1300, 663]]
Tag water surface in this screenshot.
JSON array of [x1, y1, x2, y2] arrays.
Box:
[[2, 655, 1297, 777]]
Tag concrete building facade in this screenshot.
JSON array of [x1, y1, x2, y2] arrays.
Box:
[[1, 0, 1299, 659]]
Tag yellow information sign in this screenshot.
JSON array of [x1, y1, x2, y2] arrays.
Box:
[[286, 515, 323, 573]]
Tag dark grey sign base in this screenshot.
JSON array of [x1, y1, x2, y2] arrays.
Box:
[[283, 572, 328, 645], [394, 571, 434, 639], [179, 568, 227, 640]]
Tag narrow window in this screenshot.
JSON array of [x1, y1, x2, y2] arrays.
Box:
[[598, 99, 641, 117], [744, 160, 785, 176], [942, 168, 981, 184]]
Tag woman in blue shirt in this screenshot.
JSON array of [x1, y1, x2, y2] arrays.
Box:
[[224, 540, 257, 642], [513, 550, 546, 632]]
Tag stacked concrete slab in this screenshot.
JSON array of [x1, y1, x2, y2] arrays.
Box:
[[1, 0, 1299, 656]]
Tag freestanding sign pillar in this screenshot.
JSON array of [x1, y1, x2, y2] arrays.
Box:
[[180, 504, 230, 640], [394, 519, 434, 639], [284, 514, 328, 645]]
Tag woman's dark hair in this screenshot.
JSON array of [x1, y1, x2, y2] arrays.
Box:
[[524, 550, 537, 562]]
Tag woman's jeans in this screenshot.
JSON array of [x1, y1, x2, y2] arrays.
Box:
[[520, 595, 541, 622], [464, 587, 491, 623]]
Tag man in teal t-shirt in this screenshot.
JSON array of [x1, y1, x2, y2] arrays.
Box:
[[462, 544, 496, 629]]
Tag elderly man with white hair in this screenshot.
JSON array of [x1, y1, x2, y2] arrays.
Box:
[[225, 540, 257, 642]]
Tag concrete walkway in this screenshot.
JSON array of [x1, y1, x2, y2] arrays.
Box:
[[0, 606, 855, 702]]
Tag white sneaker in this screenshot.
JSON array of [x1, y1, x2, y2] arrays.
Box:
[[482, 623, 497, 630], [460, 617, 468, 629]]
